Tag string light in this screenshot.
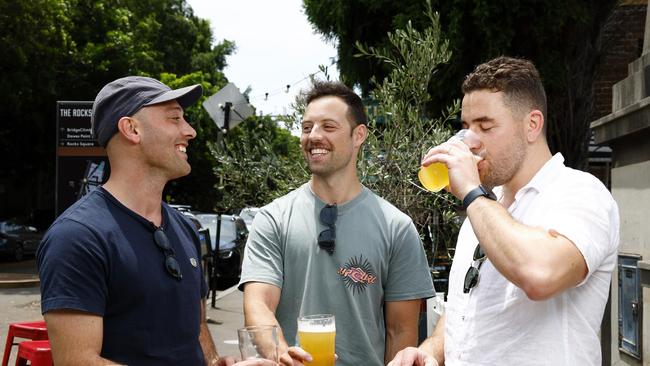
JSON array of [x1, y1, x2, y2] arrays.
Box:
[[246, 58, 338, 104]]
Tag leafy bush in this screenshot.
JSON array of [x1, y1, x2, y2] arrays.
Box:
[[356, 3, 462, 267]]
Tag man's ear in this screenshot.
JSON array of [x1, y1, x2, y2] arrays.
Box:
[[352, 123, 367, 148], [526, 110, 544, 143], [116, 116, 141, 144]]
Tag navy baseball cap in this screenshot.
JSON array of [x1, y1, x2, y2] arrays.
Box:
[[91, 76, 203, 147]]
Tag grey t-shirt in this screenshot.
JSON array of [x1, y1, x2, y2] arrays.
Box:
[[239, 183, 435, 365]]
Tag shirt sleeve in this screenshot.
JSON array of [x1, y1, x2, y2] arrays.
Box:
[[238, 205, 285, 291], [37, 219, 109, 316], [190, 226, 208, 299], [540, 176, 620, 284], [384, 219, 436, 301]]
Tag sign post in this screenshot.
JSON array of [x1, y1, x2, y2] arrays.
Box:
[[55, 101, 109, 216]]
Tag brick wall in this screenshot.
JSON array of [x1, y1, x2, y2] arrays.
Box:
[[593, 2, 647, 120]]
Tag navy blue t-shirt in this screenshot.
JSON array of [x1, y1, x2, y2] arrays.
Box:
[[38, 187, 207, 365]]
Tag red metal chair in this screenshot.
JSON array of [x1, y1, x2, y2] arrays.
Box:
[[14, 340, 52, 366], [2, 321, 48, 366]]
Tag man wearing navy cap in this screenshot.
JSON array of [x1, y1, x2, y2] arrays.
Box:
[[38, 76, 271, 366]]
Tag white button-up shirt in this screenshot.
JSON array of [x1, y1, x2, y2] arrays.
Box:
[[445, 153, 620, 365]]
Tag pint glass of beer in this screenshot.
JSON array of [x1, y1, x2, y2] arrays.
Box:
[[418, 129, 485, 192], [298, 314, 336, 366]]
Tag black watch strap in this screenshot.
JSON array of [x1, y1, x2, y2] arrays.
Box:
[[462, 185, 496, 210]]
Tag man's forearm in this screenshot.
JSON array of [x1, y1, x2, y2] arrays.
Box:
[[384, 299, 422, 364], [384, 325, 419, 364], [199, 301, 220, 365], [200, 320, 220, 366], [419, 313, 445, 365], [466, 197, 588, 300], [245, 300, 290, 351]]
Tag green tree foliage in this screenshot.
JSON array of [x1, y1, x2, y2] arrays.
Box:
[[355, 4, 461, 269], [0, 0, 77, 215], [206, 116, 308, 213], [303, 0, 619, 169], [0, 0, 234, 218]]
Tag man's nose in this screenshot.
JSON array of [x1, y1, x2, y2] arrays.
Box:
[[182, 118, 197, 139], [307, 124, 325, 140], [463, 129, 482, 150]]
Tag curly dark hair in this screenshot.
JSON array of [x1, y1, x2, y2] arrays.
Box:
[[303, 81, 367, 128], [462, 56, 547, 123]]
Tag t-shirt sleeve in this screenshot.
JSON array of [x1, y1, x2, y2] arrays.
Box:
[[179, 215, 209, 299], [539, 178, 619, 285], [37, 219, 109, 316], [190, 225, 208, 299], [238, 206, 284, 291], [384, 219, 436, 301]]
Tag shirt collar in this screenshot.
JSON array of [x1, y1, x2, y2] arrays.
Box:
[[521, 153, 565, 192], [305, 182, 369, 215], [494, 152, 566, 203]]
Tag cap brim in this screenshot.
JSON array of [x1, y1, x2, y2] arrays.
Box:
[[144, 84, 203, 110]]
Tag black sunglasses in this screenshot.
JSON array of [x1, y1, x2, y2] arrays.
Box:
[[463, 244, 486, 293], [153, 228, 183, 280], [318, 204, 337, 255]]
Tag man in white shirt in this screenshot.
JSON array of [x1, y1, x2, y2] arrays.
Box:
[[389, 56, 619, 366]]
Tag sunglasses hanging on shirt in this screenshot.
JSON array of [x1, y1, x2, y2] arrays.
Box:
[[463, 243, 485, 293], [153, 227, 183, 280], [318, 204, 337, 255]]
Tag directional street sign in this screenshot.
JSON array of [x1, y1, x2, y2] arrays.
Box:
[[202, 83, 254, 132]]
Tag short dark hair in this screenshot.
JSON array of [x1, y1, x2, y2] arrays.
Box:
[[304, 81, 367, 128], [462, 56, 547, 121]]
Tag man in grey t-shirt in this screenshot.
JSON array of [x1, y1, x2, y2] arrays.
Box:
[[239, 81, 435, 366]]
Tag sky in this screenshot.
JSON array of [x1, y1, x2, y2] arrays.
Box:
[[186, 0, 339, 118]]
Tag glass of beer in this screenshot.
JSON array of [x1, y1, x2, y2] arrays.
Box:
[[418, 161, 450, 192], [237, 325, 279, 361], [298, 314, 336, 366], [418, 129, 484, 192]]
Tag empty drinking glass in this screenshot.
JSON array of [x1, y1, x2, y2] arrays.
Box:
[[237, 325, 279, 361]]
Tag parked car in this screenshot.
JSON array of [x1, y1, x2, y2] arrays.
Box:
[[0, 219, 43, 261], [169, 204, 202, 229], [194, 213, 248, 287], [238, 207, 260, 231]]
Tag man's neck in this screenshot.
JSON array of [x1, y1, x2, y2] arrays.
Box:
[[102, 168, 167, 226], [310, 175, 363, 205], [501, 145, 553, 207]]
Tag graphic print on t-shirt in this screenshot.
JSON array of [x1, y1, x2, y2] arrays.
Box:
[[337, 254, 377, 294]]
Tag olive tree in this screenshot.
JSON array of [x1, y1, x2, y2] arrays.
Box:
[[356, 3, 462, 270]]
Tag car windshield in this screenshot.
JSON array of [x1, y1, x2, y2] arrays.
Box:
[[0, 221, 24, 233], [195, 214, 238, 251]]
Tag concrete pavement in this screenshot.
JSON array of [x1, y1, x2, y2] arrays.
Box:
[[206, 286, 247, 358], [0, 285, 45, 365], [0, 259, 40, 288], [0, 259, 246, 363]]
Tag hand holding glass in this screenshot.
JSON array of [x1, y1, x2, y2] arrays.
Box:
[[298, 314, 336, 366], [238, 325, 279, 362], [418, 129, 484, 192]]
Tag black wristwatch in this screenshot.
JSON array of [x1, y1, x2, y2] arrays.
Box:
[[462, 185, 497, 210]]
